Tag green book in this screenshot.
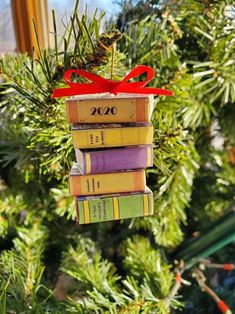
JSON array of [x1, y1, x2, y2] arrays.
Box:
[[75, 187, 153, 224]]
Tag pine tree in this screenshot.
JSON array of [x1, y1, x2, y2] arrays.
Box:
[[0, 0, 234, 313]]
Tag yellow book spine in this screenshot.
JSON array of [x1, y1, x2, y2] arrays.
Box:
[[69, 170, 146, 196], [66, 97, 153, 123], [72, 125, 154, 149], [147, 145, 153, 168]]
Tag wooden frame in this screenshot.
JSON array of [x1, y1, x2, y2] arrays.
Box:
[[11, 0, 50, 55]]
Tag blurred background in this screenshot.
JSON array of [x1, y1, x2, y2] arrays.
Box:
[[0, 0, 119, 55]]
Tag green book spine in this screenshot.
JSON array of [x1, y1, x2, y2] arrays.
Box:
[[76, 188, 153, 224]]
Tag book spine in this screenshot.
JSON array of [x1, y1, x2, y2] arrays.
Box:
[[76, 190, 153, 224], [66, 96, 153, 123], [71, 125, 153, 149], [81, 145, 153, 174], [69, 170, 146, 196]]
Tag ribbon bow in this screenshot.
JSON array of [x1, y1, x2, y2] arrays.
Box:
[[52, 65, 173, 98]]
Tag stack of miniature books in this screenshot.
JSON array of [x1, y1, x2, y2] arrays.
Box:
[[67, 93, 154, 224]]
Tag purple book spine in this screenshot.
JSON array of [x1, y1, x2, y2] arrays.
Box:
[[84, 145, 153, 174]]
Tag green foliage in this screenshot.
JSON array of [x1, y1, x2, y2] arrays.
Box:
[[124, 236, 173, 298], [60, 235, 178, 313], [119, 12, 181, 85], [190, 148, 235, 228], [0, 0, 234, 313], [61, 236, 124, 313], [0, 223, 52, 313], [190, 2, 235, 106]]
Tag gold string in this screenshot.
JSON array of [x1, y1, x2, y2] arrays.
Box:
[[110, 43, 116, 81]]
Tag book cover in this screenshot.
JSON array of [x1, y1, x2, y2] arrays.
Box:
[[69, 163, 146, 196], [65, 94, 154, 123], [75, 187, 154, 224], [75, 145, 153, 174], [71, 123, 153, 149]]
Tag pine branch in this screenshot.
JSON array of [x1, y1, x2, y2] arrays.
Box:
[[0, 223, 52, 312]]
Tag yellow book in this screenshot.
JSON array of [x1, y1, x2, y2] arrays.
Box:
[[71, 123, 154, 149], [69, 163, 146, 196], [65, 94, 154, 123]]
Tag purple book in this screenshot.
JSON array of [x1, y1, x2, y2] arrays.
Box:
[[75, 145, 153, 174]]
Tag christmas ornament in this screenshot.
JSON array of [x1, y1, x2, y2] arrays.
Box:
[[52, 65, 172, 223]]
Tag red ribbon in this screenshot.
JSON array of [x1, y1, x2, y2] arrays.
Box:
[[52, 65, 173, 98]]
